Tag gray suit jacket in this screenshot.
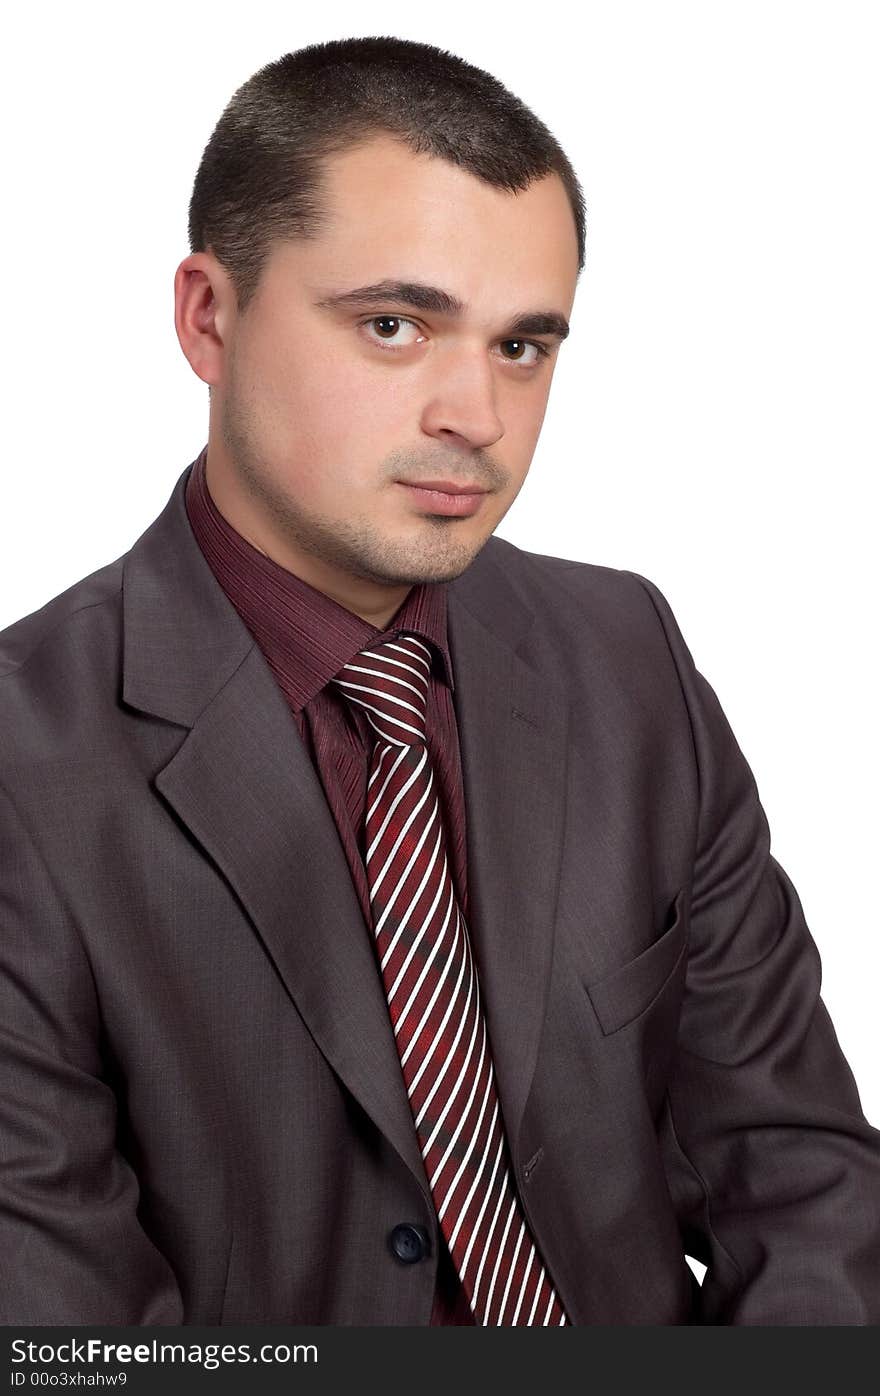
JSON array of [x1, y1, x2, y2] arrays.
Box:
[[1, 459, 878, 1325]]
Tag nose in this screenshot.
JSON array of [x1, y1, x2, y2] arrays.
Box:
[[419, 344, 505, 452]]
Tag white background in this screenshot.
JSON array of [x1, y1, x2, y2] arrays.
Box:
[[2, 0, 878, 1146]]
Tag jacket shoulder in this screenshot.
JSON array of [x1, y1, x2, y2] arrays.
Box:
[[479, 533, 677, 639], [0, 558, 126, 767], [0, 557, 124, 679]]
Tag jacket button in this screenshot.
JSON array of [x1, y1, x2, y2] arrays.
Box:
[[389, 1223, 431, 1264]]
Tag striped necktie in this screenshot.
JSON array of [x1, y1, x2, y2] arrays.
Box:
[[330, 631, 569, 1327]]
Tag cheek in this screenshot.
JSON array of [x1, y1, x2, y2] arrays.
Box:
[[511, 374, 553, 429], [256, 334, 408, 442]]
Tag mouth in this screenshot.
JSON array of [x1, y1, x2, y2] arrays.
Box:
[[395, 480, 489, 518], [396, 479, 488, 495]]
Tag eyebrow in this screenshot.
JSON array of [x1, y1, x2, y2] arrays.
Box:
[[312, 278, 570, 342]]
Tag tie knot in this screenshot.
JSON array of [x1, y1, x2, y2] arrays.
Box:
[[330, 632, 432, 747]]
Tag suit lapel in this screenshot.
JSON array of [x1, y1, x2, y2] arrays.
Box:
[[447, 573, 570, 1159], [122, 461, 570, 1195], [151, 646, 434, 1192]]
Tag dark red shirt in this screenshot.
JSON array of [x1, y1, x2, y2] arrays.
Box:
[[185, 446, 475, 1325]]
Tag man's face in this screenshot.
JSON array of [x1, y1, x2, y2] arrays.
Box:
[[180, 132, 579, 620]]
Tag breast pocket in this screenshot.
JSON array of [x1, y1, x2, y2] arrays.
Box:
[[584, 886, 690, 1036]]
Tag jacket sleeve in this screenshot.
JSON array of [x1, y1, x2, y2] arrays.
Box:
[[0, 780, 184, 1324], [626, 571, 880, 1324]]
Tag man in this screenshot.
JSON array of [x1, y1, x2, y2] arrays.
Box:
[[1, 35, 878, 1327]]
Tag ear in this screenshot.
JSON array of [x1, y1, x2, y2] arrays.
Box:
[[173, 251, 235, 387]]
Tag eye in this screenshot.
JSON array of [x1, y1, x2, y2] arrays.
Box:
[[361, 315, 425, 350], [497, 339, 550, 367]]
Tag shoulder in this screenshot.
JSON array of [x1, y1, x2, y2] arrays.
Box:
[[477, 532, 687, 657], [469, 534, 705, 745], [0, 557, 125, 760], [0, 559, 124, 674]]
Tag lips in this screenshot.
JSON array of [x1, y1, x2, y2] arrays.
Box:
[[396, 481, 488, 517], [397, 480, 487, 495]]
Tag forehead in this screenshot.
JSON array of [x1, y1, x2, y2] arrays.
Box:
[[266, 133, 579, 312]]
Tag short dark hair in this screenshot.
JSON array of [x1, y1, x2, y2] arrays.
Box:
[[187, 35, 587, 313]]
